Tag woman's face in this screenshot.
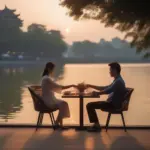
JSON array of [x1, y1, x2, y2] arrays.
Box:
[[49, 68, 54, 77]]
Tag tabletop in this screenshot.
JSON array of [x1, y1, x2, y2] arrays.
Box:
[[62, 93, 100, 98]]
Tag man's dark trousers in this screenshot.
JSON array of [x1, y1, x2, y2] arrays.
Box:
[[86, 101, 114, 123]]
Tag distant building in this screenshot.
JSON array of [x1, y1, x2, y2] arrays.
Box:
[[1, 53, 10, 58], [0, 5, 23, 28], [18, 55, 23, 60], [0, 6, 23, 57]]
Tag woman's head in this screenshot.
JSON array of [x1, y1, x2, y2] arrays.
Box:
[[42, 62, 55, 77]]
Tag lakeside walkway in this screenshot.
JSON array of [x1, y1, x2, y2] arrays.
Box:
[[0, 128, 149, 150]]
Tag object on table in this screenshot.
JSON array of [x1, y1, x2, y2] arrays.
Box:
[[91, 91, 100, 97], [63, 91, 72, 95], [77, 82, 86, 93], [63, 91, 79, 96]]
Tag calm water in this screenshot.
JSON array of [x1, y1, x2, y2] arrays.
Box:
[[0, 62, 150, 126]]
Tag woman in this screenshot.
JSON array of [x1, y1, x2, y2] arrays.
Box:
[[41, 62, 75, 127]]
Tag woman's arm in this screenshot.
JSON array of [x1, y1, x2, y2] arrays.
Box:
[[62, 85, 76, 90], [47, 78, 76, 92]]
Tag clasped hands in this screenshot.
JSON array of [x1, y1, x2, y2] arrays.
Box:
[[71, 82, 100, 96]]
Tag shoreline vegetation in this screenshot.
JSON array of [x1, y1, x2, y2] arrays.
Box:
[[0, 58, 150, 65], [1, 6, 150, 63]]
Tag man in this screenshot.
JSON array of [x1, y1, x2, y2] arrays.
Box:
[[86, 62, 127, 132]]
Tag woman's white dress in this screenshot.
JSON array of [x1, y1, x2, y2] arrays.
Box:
[[41, 75, 70, 119]]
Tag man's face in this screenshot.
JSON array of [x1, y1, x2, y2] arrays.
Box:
[[109, 67, 116, 77]]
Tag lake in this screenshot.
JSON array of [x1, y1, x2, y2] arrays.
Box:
[[0, 62, 150, 126]]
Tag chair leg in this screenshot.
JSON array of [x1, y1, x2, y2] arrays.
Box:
[[51, 113, 56, 125], [121, 112, 127, 132], [49, 113, 55, 130], [49, 113, 54, 125], [36, 112, 41, 131], [39, 113, 44, 126], [106, 113, 111, 132]]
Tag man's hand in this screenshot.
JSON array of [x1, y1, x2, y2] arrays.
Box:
[[91, 91, 100, 96]]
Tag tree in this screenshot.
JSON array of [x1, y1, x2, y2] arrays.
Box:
[[27, 24, 46, 33], [0, 6, 67, 59], [71, 40, 99, 57], [68, 37, 143, 61], [22, 23, 67, 58], [60, 0, 150, 57]]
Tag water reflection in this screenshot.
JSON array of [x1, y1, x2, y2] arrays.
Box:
[[0, 63, 150, 125], [0, 62, 65, 121], [0, 68, 23, 120]]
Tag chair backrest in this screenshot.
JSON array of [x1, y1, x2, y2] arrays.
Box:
[[122, 87, 134, 111], [30, 85, 42, 95], [28, 86, 45, 111]]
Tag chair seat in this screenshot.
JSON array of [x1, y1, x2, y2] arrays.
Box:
[[35, 107, 58, 113], [101, 108, 125, 114]]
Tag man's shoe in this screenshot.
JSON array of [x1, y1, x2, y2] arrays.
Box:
[[87, 125, 102, 132], [59, 126, 70, 130]]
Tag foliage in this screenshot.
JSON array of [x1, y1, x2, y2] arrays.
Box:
[[69, 37, 142, 60], [0, 7, 67, 59], [20, 24, 67, 58], [71, 40, 99, 57], [60, 0, 150, 56]]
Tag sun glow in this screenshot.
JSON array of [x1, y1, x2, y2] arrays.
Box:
[[65, 27, 70, 33]]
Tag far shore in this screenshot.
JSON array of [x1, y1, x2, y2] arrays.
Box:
[[0, 59, 150, 65]]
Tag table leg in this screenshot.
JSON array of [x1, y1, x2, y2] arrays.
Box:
[[80, 96, 83, 128], [76, 96, 86, 130]]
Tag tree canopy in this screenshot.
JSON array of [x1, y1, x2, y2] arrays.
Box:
[[71, 40, 99, 57], [60, 0, 150, 57], [69, 37, 140, 60], [20, 24, 67, 58], [0, 6, 67, 59]]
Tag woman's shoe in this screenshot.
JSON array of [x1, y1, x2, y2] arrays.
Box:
[[54, 124, 61, 130]]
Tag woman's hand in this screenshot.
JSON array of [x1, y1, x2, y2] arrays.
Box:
[[85, 84, 91, 88], [62, 84, 77, 90], [72, 84, 77, 88]]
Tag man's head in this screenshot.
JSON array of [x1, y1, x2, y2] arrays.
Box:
[[108, 62, 121, 77]]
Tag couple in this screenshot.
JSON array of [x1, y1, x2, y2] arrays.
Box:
[[41, 62, 126, 131]]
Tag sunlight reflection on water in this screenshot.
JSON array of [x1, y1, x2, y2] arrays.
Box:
[[0, 63, 150, 126]]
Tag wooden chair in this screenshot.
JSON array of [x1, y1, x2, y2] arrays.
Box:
[[28, 86, 57, 130], [102, 88, 134, 132]]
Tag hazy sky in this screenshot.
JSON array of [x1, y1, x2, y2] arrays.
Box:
[[0, 0, 125, 44]]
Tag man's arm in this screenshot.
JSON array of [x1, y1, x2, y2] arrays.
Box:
[[87, 84, 109, 91], [96, 80, 122, 95]]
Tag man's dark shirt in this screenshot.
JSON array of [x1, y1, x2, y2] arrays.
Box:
[[104, 75, 127, 109]]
